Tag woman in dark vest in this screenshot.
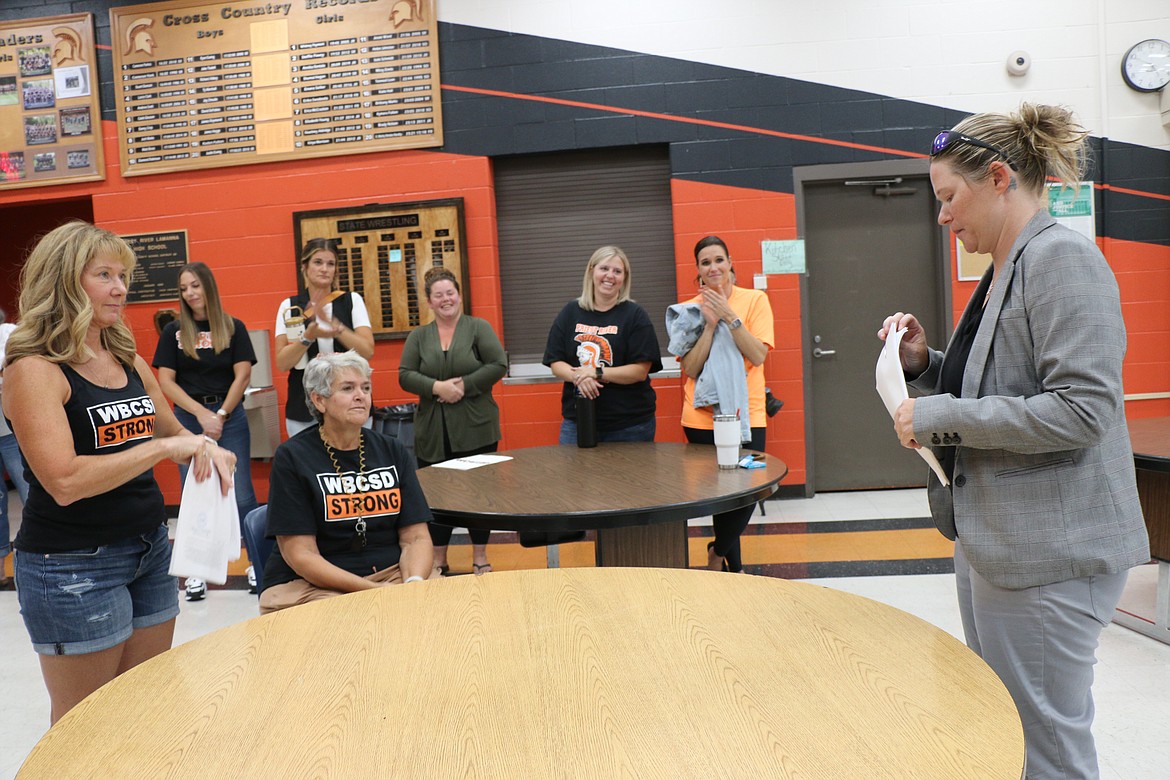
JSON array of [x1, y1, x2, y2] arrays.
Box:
[[274, 238, 374, 437]]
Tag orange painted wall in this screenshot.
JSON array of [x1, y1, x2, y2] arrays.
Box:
[[1112, 236, 1170, 418], [669, 179, 805, 484], [0, 123, 504, 504]]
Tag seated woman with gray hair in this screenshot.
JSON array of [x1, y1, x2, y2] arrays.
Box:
[[259, 351, 434, 613]]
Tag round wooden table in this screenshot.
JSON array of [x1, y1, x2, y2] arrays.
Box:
[[19, 569, 1024, 779], [416, 442, 788, 567]]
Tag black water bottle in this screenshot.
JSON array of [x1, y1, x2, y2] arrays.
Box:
[[575, 389, 597, 448]]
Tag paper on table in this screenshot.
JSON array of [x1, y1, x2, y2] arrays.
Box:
[[875, 327, 950, 486], [431, 454, 514, 471]]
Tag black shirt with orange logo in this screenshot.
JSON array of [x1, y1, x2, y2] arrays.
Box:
[[262, 426, 432, 590], [542, 300, 663, 432], [151, 318, 257, 400], [15, 363, 166, 553]]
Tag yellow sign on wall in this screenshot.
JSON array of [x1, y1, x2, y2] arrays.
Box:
[[955, 240, 992, 282]]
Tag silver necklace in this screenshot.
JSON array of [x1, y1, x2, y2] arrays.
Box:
[[83, 351, 114, 389]]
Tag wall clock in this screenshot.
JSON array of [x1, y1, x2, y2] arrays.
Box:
[[1121, 38, 1170, 92]]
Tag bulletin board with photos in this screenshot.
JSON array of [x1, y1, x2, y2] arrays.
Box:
[[109, 0, 442, 178], [292, 198, 468, 340], [0, 14, 104, 190]]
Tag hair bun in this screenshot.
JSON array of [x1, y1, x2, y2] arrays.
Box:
[[1012, 102, 1088, 186], [424, 266, 456, 285]]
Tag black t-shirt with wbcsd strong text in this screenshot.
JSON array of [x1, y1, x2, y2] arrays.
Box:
[[262, 426, 433, 590]]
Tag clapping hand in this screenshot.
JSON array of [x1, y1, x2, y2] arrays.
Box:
[[700, 287, 734, 327]]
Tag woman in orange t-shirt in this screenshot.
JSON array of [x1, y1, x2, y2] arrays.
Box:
[[680, 236, 774, 572]]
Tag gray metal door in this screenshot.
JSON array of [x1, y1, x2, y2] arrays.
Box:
[[798, 162, 949, 492]]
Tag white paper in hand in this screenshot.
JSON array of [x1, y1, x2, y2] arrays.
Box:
[[875, 328, 950, 487], [168, 466, 240, 585]]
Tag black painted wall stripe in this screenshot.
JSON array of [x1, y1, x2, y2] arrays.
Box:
[[443, 83, 1170, 208], [444, 84, 927, 160]]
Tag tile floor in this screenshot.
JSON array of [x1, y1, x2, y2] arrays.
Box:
[[2, 489, 1168, 779]]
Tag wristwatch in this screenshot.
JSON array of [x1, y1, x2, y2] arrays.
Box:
[[595, 366, 604, 381], [299, 335, 314, 346], [216, 408, 231, 422], [729, 318, 743, 330]]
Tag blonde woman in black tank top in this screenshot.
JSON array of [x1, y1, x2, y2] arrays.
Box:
[[3, 221, 237, 726]]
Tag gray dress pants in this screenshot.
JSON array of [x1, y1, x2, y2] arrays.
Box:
[[954, 542, 1128, 780]]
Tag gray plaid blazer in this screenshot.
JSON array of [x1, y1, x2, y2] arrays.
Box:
[[910, 211, 1149, 589]]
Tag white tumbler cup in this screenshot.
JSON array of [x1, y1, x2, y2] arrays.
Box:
[[713, 414, 740, 469]]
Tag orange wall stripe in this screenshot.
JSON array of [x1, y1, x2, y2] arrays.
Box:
[[443, 84, 926, 160], [1099, 183, 1170, 201]]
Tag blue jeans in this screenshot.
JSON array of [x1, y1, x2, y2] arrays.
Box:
[[15, 524, 179, 655], [175, 404, 259, 534], [558, 417, 656, 445], [0, 432, 29, 558]]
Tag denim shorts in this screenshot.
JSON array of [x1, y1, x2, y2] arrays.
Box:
[[15, 524, 179, 656]]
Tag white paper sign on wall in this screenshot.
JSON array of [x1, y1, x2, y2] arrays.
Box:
[[761, 239, 806, 274]]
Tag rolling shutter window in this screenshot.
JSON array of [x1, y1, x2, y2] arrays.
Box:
[[494, 146, 676, 366]]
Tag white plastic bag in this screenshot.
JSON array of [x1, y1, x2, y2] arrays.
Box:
[[168, 466, 240, 585]]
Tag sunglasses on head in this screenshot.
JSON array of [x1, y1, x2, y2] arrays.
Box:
[[931, 131, 1017, 170]]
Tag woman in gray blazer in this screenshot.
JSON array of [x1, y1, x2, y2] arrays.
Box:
[[879, 104, 1149, 780], [400, 267, 507, 576]]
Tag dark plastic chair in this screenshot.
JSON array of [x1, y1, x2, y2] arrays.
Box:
[[241, 505, 273, 596]]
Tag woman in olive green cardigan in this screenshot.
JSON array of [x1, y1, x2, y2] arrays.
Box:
[[399, 267, 507, 575]]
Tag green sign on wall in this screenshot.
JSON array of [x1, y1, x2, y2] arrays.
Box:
[[1047, 183, 1093, 218], [1046, 181, 1095, 241]]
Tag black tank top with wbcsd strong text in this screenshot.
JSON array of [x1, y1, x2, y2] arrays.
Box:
[[14, 363, 166, 553]]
